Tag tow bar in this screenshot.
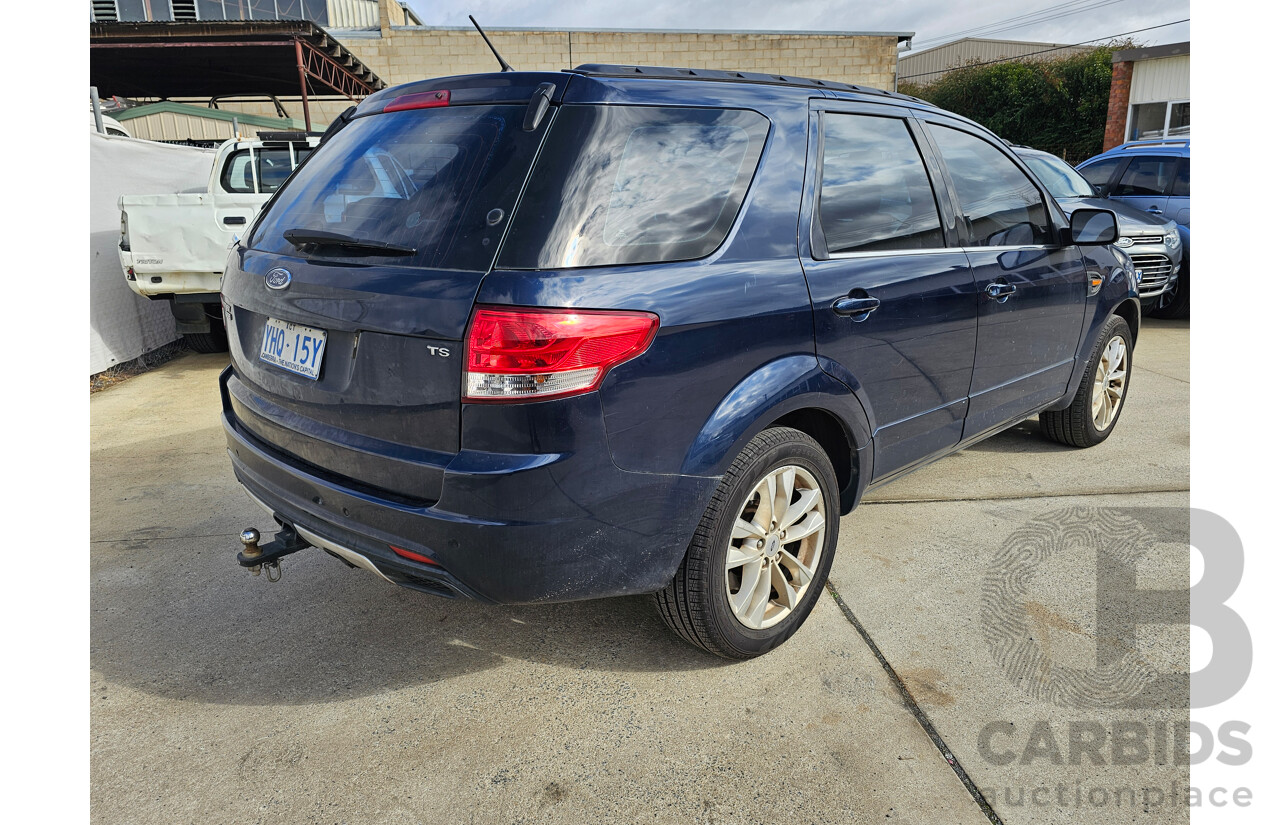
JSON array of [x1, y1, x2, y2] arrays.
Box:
[[237, 524, 311, 582]]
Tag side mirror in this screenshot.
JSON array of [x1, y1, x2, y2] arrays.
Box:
[[1069, 208, 1118, 245]]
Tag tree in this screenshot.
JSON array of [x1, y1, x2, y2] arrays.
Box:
[[899, 43, 1132, 164]]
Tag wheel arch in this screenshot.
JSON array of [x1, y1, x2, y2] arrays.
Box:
[[1114, 296, 1141, 346], [680, 354, 871, 514]]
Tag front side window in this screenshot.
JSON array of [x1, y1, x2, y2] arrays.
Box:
[[1114, 156, 1179, 197], [1077, 157, 1122, 192], [1171, 160, 1190, 197], [498, 105, 769, 269], [928, 125, 1052, 247], [816, 114, 943, 254]]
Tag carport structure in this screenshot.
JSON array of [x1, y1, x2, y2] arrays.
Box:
[[90, 20, 387, 130]]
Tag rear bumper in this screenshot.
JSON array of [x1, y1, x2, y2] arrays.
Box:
[[119, 249, 223, 298], [221, 368, 719, 604]]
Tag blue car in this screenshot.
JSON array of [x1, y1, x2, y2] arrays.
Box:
[[1077, 139, 1190, 318], [221, 66, 1138, 658]]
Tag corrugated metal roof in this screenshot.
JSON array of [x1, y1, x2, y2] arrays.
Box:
[[899, 37, 1095, 85]]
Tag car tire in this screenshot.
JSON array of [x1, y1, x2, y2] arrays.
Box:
[[1039, 315, 1133, 448], [1147, 258, 1189, 319], [654, 427, 839, 659], [183, 319, 229, 354]]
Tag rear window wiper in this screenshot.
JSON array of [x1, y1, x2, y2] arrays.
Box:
[[283, 228, 416, 256]]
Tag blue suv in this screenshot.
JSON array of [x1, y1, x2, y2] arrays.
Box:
[[1077, 139, 1190, 317], [220, 66, 1138, 658]]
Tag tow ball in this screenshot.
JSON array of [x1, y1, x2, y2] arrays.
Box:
[[236, 524, 311, 582]]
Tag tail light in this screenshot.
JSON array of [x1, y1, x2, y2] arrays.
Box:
[[464, 306, 660, 402]]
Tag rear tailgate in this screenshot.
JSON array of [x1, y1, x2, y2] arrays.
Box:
[[223, 254, 473, 503], [121, 192, 262, 277], [221, 75, 566, 503]]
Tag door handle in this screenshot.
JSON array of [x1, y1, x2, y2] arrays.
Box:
[[1146, 207, 1163, 214], [833, 295, 880, 321], [985, 282, 1017, 303], [223, 216, 247, 225]]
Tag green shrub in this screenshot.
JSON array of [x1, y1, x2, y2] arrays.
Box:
[[899, 43, 1132, 165]]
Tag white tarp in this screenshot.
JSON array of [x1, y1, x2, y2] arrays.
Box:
[[89, 132, 215, 374]]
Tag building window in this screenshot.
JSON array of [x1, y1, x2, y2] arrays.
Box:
[[91, 1, 119, 21], [1128, 100, 1190, 142]]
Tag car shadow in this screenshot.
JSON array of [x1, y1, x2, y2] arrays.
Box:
[[91, 526, 727, 708], [958, 418, 1072, 454]]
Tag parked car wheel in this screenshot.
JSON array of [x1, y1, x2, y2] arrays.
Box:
[[1147, 258, 1189, 319], [655, 427, 839, 659], [184, 318, 229, 354], [1040, 315, 1133, 447]]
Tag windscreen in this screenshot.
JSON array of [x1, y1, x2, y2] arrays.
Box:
[[1021, 153, 1095, 199], [498, 105, 770, 269], [249, 105, 545, 272]]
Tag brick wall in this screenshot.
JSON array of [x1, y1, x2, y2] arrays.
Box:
[[344, 28, 899, 93], [1103, 60, 1133, 150], [203, 1, 901, 130]]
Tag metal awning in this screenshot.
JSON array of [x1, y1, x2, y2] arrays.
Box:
[[90, 20, 387, 129]]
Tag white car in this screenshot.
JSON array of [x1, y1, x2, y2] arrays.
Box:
[[119, 133, 318, 351]]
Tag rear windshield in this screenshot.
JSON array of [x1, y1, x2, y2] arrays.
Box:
[[498, 105, 770, 269], [249, 105, 544, 272]]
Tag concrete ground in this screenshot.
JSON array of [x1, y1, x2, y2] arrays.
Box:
[[91, 320, 1190, 824]]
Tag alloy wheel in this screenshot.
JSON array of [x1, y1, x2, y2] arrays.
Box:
[[1091, 335, 1128, 430], [724, 465, 826, 630]]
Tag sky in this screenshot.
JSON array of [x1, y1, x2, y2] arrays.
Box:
[[400, 0, 1190, 52]]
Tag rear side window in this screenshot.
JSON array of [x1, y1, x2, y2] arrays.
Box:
[[1077, 157, 1122, 192], [1114, 156, 1178, 196], [249, 105, 545, 272], [499, 106, 769, 269], [816, 114, 943, 254], [928, 125, 1052, 247]]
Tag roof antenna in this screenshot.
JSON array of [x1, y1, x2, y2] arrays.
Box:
[[469, 15, 514, 72]]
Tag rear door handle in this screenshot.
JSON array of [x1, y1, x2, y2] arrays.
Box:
[[833, 296, 880, 321], [223, 216, 247, 225], [1146, 207, 1163, 214], [985, 282, 1017, 303]]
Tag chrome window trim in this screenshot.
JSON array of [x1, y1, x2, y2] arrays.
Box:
[[824, 243, 1056, 261]]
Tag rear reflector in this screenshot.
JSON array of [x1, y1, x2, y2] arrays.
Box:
[[390, 545, 440, 566], [464, 306, 659, 402], [383, 89, 451, 113]]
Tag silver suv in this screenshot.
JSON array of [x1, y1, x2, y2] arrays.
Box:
[[1016, 146, 1182, 310]]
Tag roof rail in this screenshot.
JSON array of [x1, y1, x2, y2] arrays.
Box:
[[569, 63, 931, 105], [1120, 138, 1190, 149]]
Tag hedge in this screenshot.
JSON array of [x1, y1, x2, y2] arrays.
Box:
[[899, 43, 1133, 165]]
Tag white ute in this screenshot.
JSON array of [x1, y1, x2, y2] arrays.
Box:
[[119, 132, 319, 352]]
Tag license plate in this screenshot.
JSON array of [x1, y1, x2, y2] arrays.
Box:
[[259, 318, 327, 380]]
